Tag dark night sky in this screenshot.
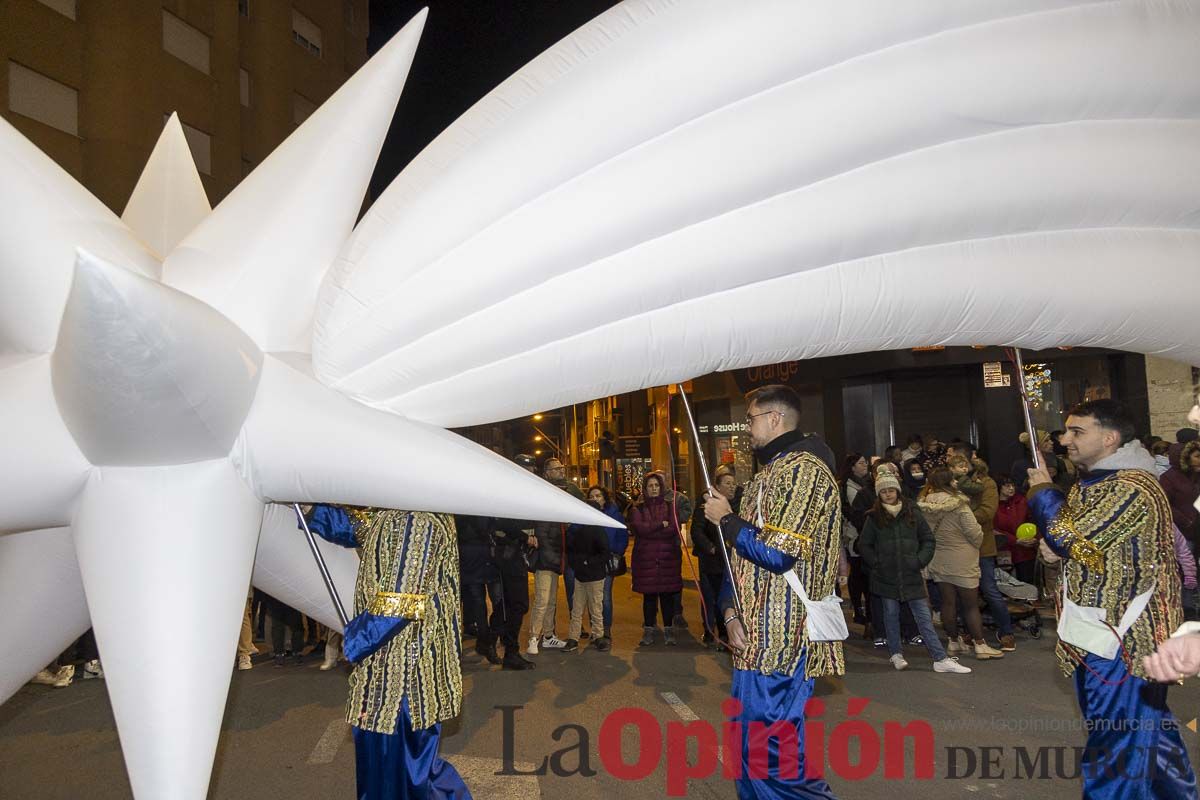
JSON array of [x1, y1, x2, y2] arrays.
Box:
[[366, 1, 621, 199]]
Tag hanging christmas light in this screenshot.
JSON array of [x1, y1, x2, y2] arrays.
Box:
[[1023, 362, 1052, 408]]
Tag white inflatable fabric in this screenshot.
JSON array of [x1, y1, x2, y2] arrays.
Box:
[[314, 0, 1200, 427], [0, 10, 618, 800], [253, 504, 358, 634], [4, 2, 1197, 798], [120, 113, 212, 260], [0, 527, 90, 705]]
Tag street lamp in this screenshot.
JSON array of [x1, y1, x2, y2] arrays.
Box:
[[533, 413, 544, 421]]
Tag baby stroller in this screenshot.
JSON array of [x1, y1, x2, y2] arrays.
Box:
[[982, 534, 1043, 639]]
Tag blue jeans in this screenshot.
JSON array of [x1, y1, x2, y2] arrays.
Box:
[[882, 597, 947, 662], [979, 556, 1012, 636], [564, 568, 575, 613], [602, 575, 614, 630]]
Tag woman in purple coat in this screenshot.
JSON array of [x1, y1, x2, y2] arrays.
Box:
[[629, 472, 684, 646]]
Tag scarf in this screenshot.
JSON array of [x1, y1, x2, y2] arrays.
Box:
[[883, 502, 903, 517]]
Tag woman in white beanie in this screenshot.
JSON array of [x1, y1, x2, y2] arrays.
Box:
[[918, 467, 1005, 660], [858, 474, 971, 674]]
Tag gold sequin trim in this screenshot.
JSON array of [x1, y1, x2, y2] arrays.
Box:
[[1048, 515, 1105, 573], [368, 592, 427, 620]]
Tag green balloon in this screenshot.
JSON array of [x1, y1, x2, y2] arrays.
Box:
[[1016, 523, 1038, 540]]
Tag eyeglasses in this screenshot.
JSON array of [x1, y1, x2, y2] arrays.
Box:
[[744, 410, 778, 425]]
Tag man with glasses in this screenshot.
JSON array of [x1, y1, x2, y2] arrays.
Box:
[[526, 458, 585, 654], [704, 384, 841, 798]]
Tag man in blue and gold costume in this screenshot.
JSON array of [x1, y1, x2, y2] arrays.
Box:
[[704, 384, 843, 799], [303, 505, 471, 800], [1027, 400, 1196, 800]]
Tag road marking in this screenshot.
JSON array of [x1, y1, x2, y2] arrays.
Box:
[[660, 692, 699, 721], [661, 692, 723, 767], [307, 718, 349, 764]]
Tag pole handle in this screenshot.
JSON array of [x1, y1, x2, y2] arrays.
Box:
[[294, 503, 351, 629]]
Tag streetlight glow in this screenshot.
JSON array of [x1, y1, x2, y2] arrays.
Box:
[[533, 413, 543, 421], [534, 435, 542, 441]]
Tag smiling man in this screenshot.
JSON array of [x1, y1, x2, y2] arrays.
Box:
[[1026, 399, 1195, 799]]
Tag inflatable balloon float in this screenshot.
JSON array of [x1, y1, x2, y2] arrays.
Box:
[[2, 1, 1198, 797]]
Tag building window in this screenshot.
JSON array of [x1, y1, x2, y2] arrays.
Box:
[[162, 11, 211, 75], [238, 0, 249, 18], [292, 92, 316, 126], [36, 0, 76, 19], [291, 9, 322, 57], [7, 62, 78, 136], [168, 115, 212, 175], [239, 68, 251, 107]]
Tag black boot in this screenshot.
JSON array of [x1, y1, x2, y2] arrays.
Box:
[[502, 650, 535, 670], [477, 639, 503, 665]]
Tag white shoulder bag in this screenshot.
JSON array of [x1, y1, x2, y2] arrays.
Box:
[[758, 483, 849, 642], [1057, 567, 1153, 661]]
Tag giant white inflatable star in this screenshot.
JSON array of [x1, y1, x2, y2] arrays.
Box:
[[0, 11, 613, 799], [4, 1, 1199, 797]]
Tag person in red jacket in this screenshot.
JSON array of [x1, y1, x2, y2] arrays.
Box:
[[629, 471, 684, 646], [993, 475, 1038, 588], [1160, 440, 1200, 544]]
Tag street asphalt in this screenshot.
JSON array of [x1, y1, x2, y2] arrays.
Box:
[[2, 573, 1197, 799]]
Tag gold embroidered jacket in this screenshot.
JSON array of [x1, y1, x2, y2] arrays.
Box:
[[346, 510, 463, 734], [1029, 469, 1181, 679], [728, 450, 845, 679]]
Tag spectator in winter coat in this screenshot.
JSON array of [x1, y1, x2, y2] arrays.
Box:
[[586, 486, 627, 635], [455, 514, 503, 664], [993, 476, 1037, 587], [857, 460, 919, 645], [1172, 523, 1199, 621], [839, 453, 872, 625], [951, 455, 1014, 651], [526, 458, 584, 655], [919, 467, 1005, 661], [629, 472, 683, 646], [901, 458, 927, 500], [690, 466, 739, 647], [858, 476, 970, 674], [1160, 441, 1200, 544], [564, 521, 612, 652]]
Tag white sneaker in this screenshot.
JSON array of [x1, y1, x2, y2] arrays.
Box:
[[890, 654, 909, 671], [53, 665, 75, 687], [30, 669, 59, 686], [946, 636, 968, 655], [237, 654, 253, 671], [934, 657, 972, 674], [83, 659, 104, 679], [541, 635, 567, 649], [526, 636, 539, 656]]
